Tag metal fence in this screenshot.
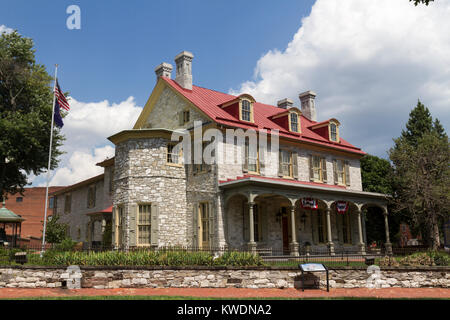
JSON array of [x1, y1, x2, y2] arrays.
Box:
[[0, 243, 446, 267]]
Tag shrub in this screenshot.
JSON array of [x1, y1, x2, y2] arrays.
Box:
[[378, 251, 450, 267], [53, 238, 77, 252], [38, 249, 265, 267], [214, 251, 265, 266]]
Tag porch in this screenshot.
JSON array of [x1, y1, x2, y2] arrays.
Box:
[[220, 176, 393, 256], [86, 206, 112, 249]]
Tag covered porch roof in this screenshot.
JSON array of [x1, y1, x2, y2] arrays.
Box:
[[219, 175, 389, 209]]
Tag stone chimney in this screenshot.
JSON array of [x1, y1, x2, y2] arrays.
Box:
[[277, 98, 294, 109], [299, 91, 317, 121], [155, 62, 173, 80], [174, 51, 194, 90]]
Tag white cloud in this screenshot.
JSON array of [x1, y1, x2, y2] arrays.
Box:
[[45, 146, 115, 186], [0, 25, 13, 34], [0, 24, 14, 35], [231, 0, 450, 157], [33, 96, 142, 186]]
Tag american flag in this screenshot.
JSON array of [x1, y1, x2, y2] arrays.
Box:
[[55, 80, 70, 111]]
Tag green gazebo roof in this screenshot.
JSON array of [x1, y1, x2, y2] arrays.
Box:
[[0, 202, 24, 223]]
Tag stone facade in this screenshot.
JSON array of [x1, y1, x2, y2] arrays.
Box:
[[0, 266, 448, 289]]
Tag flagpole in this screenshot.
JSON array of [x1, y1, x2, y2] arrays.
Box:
[[41, 64, 58, 256]]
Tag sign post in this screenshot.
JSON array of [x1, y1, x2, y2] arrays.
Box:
[[298, 263, 329, 292]]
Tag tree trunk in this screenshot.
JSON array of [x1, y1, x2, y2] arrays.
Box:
[[429, 213, 440, 250]]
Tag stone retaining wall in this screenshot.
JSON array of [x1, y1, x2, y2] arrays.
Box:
[[0, 266, 448, 289]]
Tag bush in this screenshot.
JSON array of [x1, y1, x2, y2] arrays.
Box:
[[53, 238, 77, 252], [378, 251, 450, 267], [214, 251, 265, 266], [39, 249, 265, 267]]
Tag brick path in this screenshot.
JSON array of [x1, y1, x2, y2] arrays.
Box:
[[0, 287, 449, 299]]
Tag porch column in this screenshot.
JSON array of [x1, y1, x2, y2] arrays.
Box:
[[325, 208, 335, 256], [356, 209, 366, 255], [247, 201, 257, 253], [289, 205, 299, 256], [383, 208, 393, 255]]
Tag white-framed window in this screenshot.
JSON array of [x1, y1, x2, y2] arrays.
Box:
[[138, 204, 152, 245], [167, 143, 182, 165]]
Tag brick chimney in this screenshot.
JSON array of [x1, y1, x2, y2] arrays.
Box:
[[174, 51, 194, 90], [299, 91, 317, 121], [155, 62, 173, 80], [277, 98, 294, 109]]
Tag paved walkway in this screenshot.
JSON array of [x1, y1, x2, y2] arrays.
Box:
[[0, 287, 449, 299]]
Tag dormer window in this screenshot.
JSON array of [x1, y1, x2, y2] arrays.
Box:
[[289, 112, 299, 133], [241, 99, 252, 122], [329, 120, 340, 142]]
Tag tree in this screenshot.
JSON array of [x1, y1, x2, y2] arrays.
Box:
[[0, 31, 64, 199], [360, 154, 393, 194], [360, 155, 401, 245], [44, 214, 68, 244], [410, 0, 434, 6], [390, 130, 449, 250]]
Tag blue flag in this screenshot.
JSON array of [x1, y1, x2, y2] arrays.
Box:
[[54, 100, 64, 128]]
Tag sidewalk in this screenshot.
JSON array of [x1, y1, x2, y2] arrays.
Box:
[[0, 287, 449, 299]]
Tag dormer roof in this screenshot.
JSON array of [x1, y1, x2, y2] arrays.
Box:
[[134, 77, 365, 156]]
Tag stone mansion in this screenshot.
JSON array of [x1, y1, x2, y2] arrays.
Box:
[[51, 51, 393, 256]]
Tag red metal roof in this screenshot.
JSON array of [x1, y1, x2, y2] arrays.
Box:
[[162, 78, 365, 155], [219, 174, 348, 190]]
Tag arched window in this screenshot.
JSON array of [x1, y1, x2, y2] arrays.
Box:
[[241, 100, 252, 122], [330, 122, 338, 141], [290, 113, 299, 132]]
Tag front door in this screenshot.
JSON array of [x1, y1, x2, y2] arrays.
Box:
[[198, 202, 209, 249]]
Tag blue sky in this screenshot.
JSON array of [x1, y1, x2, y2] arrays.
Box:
[[1, 0, 449, 187], [1, 0, 314, 107]]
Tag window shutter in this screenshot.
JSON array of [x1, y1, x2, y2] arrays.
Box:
[[129, 204, 137, 247], [309, 155, 314, 181], [292, 152, 299, 179], [192, 204, 198, 247], [178, 111, 184, 126], [208, 202, 214, 247], [333, 159, 338, 185], [344, 161, 351, 186], [112, 207, 116, 246], [242, 144, 248, 173], [93, 186, 96, 207], [278, 151, 283, 177], [150, 204, 159, 246], [321, 157, 327, 182]]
